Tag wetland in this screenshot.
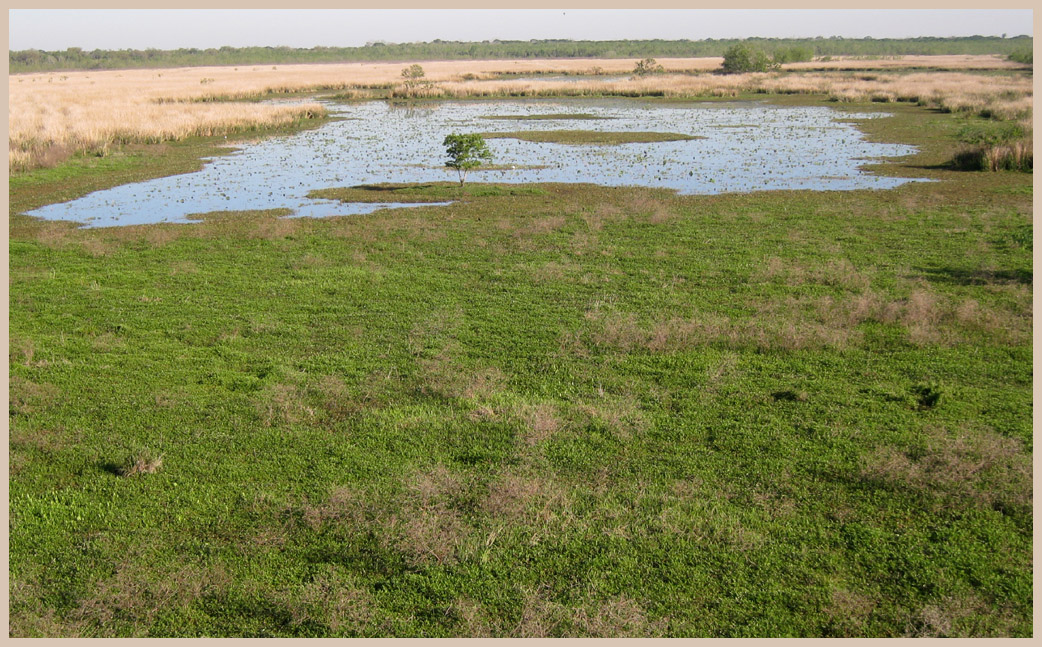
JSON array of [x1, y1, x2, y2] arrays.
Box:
[[24, 98, 924, 228]]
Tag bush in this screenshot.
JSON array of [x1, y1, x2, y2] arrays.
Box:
[[1008, 49, 1033, 65], [633, 57, 664, 77], [720, 43, 778, 74], [772, 46, 815, 64]]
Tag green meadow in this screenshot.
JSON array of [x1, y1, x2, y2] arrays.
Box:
[[8, 98, 1032, 637]]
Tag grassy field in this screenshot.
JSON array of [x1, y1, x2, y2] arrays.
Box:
[[8, 95, 1033, 637]]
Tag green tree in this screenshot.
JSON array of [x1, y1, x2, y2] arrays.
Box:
[[633, 57, 664, 76], [443, 133, 493, 187], [401, 63, 426, 86], [720, 43, 778, 74]]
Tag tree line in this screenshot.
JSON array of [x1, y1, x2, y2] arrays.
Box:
[[10, 36, 1032, 73]]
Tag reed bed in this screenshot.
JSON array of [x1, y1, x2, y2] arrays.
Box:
[[10, 57, 1032, 171], [395, 71, 1032, 120]]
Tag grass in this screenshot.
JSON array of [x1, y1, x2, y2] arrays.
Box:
[[309, 182, 548, 203], [480, 130, 703, 145], [8, 96, 1032, 637]]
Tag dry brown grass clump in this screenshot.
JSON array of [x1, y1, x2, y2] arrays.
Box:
[[481, 468, 569, 528], [279, 566, 375, 635], [387, 464, 471, 566], [119, 452, 164, 478], [861, 425, 1031, 514], [824, 588, 877, 636], [580, 278, 1029, 354], [256, 383, 317, 427], [494, 587, 666, 637], [8, 376, 59, 416], [71, 559, 230, 635], [512, 402, 563, 446]]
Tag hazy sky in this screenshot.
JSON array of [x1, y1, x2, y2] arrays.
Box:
[[8, 9, 1033, 51]]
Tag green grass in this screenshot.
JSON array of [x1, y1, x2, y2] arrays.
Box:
[[309, 182, 548, 203], [480, 130, 704, 145], [8, 99, 1032, 638]]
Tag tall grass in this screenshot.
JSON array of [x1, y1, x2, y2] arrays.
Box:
[[10, 56, 1032, 171], [951, 140, 1033, 172]]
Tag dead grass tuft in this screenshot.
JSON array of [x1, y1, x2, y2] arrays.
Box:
[[73, 560, 230, 634], [861, 425, 1031, 513], [482, 468, 569, 530], [257, 383, 317, 427], [9, 376, 59, 416], [119, 452, 164, 477], [282, 566, 374, 635], [9, 565, 88, 636], [387, 464, 470, 566], [825, 588, 877, 636], [576, 395, 648, 440], [902, 592, 1010, 637], [572, 594, 667, 637], [512, 402, 562, 445]]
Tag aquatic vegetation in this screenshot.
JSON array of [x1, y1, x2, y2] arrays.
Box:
[[481, 130, 703, 145], [20, 99, 925, 228]]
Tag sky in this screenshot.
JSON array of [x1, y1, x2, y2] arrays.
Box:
[[7, 9, 1034, 52]]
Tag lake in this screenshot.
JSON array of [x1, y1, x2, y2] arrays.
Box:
[[25, 98, 927, 228]]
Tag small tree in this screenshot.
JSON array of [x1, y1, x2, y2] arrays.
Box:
[[633, 57, 664, 76], [401, 63, 426, 86], [443, 133, 492, 187], [720, 43, 778, 74]]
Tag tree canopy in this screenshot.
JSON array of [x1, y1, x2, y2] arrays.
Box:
[[443, 133, 493, 186]]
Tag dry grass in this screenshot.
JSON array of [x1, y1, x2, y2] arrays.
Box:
[[755, 256, 871, 292], [582, 279, 1029, 354], [861, 425, 1031, 513], [11, 56, 1030, 170], [281, 566, 375, 635], [73, 559, 230, 635], [256, 383, 317, 427], [512, 403, 563, 446], [9, 376, 59, 416], [903, 592, 1019, 637], [481, 468, 569, 530], [505, 587, 665, 637], [119, 452, 163, 478], [825, 588, 877, 636], [388, 464, 470, 566]]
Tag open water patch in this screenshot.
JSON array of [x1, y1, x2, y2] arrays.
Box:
[[23, 98, 930, 229]]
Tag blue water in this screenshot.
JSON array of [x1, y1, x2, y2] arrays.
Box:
[[24, 98, 928, 228]]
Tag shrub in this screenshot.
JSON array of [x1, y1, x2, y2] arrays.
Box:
[[772, 46, 815, 64], [632, 58, 664, 77], [1008, 49, 1033, 65], [721, 43, 778, 74]]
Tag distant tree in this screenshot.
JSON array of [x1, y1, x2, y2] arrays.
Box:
[[720, 43, 778, 74], [771, 45, 815, 64], [633, 57, 665, 76], [443, 133, 493, 187], [401, 63, 426, 86]]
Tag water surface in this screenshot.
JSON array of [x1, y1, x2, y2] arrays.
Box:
[[25, 98, 927, 228]]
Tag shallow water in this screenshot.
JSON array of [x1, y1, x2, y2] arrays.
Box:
[[25, 98, 927, 228]]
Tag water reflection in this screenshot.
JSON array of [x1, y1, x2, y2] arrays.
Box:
[[25, 98, 928, 228]]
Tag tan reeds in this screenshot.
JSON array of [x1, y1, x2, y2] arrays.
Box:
[[10, 56, 1032, 171]]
